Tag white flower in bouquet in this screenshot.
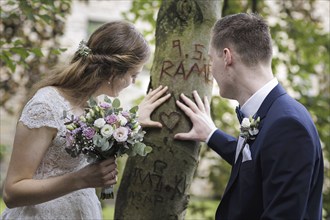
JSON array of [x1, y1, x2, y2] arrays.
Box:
[[118, 114, 128, 126], [100, 124, 114, 138], [94, 118, 106, 128], [113, 127, 129, 142]]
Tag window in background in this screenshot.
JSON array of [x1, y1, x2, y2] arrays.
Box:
[[87, 20, 105, 38]]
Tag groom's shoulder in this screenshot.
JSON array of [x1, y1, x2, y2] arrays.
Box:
[[274, 92, 309, 114], [268, 93, 316, 130]]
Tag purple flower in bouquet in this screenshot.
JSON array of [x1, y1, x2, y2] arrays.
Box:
[[105, 114, 118, 124], [121, 111, 130, 119], [82, 127, 96, 139], [65, 132, 75, 147], [99, 102, 111, 109], [72, 127, 82, 135], [78, 121, 87, 128]]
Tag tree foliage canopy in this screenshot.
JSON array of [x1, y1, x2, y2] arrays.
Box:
[[0, 0, 70, 113]]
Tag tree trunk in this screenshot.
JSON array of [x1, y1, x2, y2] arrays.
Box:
[[115, 1, 221, 219]]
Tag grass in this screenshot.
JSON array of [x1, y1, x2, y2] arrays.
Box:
[[102, 197, 217, 220], [1, 196, 217, 220]]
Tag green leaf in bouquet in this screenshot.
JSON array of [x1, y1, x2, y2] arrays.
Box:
[[133, 142, 151, 157], [104, 96, 112, 104], [126, 150, 136, 157], [129, 105, 139, 114], [113, 107, 123, 114], [101, 141, 112, 151], [93, 134, 108, 148], [99, 109, 105, 118], [144, 145, 153, 154], [105, 108, 114, 116], [88, 97, 98, 107], [112, 98, 121, 108], [93, 106, 103, 117]]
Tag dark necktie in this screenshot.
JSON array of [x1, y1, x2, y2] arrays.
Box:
[[235, 106, 244, 124]]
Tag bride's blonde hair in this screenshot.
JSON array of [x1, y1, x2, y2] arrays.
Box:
[[28, 21, 150, 106]]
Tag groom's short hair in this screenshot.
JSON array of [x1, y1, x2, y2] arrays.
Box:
[[211, 13, 273, 66]]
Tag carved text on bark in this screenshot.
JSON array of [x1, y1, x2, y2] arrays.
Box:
[[127, 158, 188, 207], [160, 40, 212, 83]]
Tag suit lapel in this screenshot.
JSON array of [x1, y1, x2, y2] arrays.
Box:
[[256, 84, 286, 122], [222, 154, 242, 196], [221, 84, 287, 199]]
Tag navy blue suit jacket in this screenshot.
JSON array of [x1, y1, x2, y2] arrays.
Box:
[[208, 84, 323, 220]]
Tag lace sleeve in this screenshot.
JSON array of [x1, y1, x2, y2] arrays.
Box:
[[19, 100, 59, 130]]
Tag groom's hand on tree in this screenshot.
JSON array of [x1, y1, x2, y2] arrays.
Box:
[[174, 91, 216, 142]]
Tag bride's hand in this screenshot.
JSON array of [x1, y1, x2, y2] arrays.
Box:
[[75, 157, 118, 189], [138, 85, 171, 128]]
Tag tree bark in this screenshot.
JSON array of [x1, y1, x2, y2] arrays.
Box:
[[115, 1, 221, 219]]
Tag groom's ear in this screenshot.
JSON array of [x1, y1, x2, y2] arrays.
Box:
[[223, 48, 232, 66]]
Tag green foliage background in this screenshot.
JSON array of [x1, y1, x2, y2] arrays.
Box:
[[0, 0, 329, 218]]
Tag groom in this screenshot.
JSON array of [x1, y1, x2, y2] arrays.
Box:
[[174, 13, 323, 219]]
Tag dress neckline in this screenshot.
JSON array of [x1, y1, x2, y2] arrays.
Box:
[[47, 86, 82, 118]]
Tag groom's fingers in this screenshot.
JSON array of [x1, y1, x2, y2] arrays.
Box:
[[176, 99, 195, 118], [179, 93, 199, 113], [204, 96, 211, 116], [174, 130, 201, 141], [193, 90, 205, 112], [174, 132, 192, 140]]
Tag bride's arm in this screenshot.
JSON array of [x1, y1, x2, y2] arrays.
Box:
[[2, 123, 117, 208]]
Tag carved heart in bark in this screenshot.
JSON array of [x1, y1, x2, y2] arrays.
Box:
[[159, 112, 181, 130]]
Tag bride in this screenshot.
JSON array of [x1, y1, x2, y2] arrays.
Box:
[[1, 21, 170, 219]]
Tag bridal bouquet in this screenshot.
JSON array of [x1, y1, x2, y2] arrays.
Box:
[[63, 96, 152, 199]]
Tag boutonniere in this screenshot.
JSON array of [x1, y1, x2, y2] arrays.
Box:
[[240, 116, 260, 142]]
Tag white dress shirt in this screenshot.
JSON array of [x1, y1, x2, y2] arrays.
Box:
[[206, 78, 278, 144], [240, 77, 278, 117]]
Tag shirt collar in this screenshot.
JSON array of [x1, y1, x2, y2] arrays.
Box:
[[241, 78, 278, 117]]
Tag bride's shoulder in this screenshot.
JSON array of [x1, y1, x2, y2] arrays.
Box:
[[32, 86, 62, 102], [19, 86, 66, 129], [35, 86, 58, 96], [23, 86, 66, 112]]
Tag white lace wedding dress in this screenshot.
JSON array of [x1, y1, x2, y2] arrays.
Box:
[[1, 87, 102, 220]]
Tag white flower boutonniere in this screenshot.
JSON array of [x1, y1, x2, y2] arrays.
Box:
[[240, 116, 260, 141]]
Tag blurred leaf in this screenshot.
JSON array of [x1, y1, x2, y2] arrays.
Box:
[[31, 48, 44, 57], [11, 47, 30, 58], [0, 0, 71, 112]]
